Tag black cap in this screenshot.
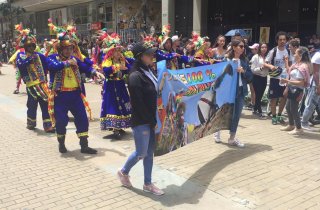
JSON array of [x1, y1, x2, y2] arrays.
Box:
[[132, 42, 157, 58]]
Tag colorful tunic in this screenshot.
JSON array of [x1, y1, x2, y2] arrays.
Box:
[[100, 57, 133, 130], [47, 54, 96, 137], [16, 51, 52, 130], [156, 49, 193, 70]]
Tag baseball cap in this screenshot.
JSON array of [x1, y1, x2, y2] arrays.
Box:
[[132, 42, 157, 58], [249, 43, 259, 49]]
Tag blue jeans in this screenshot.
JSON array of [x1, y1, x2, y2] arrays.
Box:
[[230, 87, 245, 135], [302, 87, 320, 126], [121, 124, 155, 185]]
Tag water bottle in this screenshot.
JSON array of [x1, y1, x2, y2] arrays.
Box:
[[279, 74, 287, 87]]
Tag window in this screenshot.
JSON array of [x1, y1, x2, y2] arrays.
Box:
[[70, 4, 89, 24], [106, 6, 112, 22]]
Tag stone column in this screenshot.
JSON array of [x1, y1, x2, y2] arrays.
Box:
[[193, 0, 202, 33], [162, 0, 175, 32]]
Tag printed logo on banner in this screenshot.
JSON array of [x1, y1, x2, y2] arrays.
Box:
[[155, 61, 238, 156]]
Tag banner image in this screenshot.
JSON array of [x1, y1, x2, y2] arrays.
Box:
[[155, 61, 238, 156]]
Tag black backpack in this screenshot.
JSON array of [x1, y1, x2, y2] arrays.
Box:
[[270, 47, 290, 65]]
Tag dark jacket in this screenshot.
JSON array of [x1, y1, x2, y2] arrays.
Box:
[[239, 59, 253, 96], [128, 61, 157, 127]]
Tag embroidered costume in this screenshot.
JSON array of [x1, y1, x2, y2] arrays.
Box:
[[47, 20, 101, 154], [14, 24, 54, 132], [99, 32, 133, 139], [156, 25, 193, 70]]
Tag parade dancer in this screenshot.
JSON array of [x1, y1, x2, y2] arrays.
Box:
[[190, 32, 214, 66], [15, 24, 55, 132], [156, 25, 193, 70], [47, 21, 105, 154], [8, 44, 24, 94], [100, 32, 133, 139]]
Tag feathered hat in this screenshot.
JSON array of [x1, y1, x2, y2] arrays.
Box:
[[15, 24, 37, 47], [191, 32, 211, 58], [102, 32, 123, 59], [190, 32, 206, 51], [48, 18, 79, 49], [141, 33, 157, 48], [158, 24, 172, 49]]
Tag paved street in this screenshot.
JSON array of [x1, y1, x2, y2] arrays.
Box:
[[0, 64, 320, 210]]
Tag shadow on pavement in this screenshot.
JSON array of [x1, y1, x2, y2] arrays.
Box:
[[127, 143, 272, 207], [59, 147, 126, 161], [294, 131, 320, 141]]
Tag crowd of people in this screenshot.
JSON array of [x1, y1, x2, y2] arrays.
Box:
[[1, 21, 319, 196]]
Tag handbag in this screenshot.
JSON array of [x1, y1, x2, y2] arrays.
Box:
[[288, 87, 304, 101]]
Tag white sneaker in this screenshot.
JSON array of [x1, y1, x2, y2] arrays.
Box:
[[301, 124, 314, 131], [214, 132, 221, 143], [228, 139, 245, 148], [288, 129, 304, 135]]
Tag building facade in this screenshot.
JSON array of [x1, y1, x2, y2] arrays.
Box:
[[171, 0, 320, 45], [8, 0, 161, 42]]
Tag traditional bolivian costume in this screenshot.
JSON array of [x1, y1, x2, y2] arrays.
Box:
[[156, 25, 193, 70], [47, 21, 100, 154], [15, 24, 54, 132], [99, 32, 133, 139]]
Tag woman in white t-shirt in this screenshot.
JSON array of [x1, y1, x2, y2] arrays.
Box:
[[280, 47, 311, 135], [250, 43, 269, 118]]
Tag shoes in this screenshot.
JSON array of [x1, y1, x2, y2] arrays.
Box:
[[288, 129, 304, 135], [228, 139, 245, 148], [119, 129, 126, 135], [272, 117, 278, 125], [143, 183, 165, 196], [214, 132, 221, 143], [113, 130, 122, 140], [45, 127, 56, 133], [79, 137, 97, 154], [301, 124, 315, 131], [117, 170, 132, 188], [26, 125, 36, 130], [13, 90, 19, 94], [246, 103, 254, 110], [280, 125, 295, 131], [277, 116, 285, 124], [57, 136, 68, 153]]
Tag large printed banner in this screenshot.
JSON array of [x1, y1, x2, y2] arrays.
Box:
[[155, 61, 238, 156]]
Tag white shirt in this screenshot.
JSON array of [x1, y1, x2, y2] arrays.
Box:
[[289, 68, 304, 89], [311, 51, 320, 87], [233, 58, 243, 87], [266, 47, 290, 79], [250, 54, 268, 77]]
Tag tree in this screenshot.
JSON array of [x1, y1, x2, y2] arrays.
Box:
[[0, 0, 25, 39]]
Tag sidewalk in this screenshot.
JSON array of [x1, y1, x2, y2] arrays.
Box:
[[0, 64, 320, 209]]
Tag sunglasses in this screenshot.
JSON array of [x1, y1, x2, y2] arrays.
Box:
[[238, 45, 244, 49]]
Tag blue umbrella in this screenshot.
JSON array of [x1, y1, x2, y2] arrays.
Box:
[[225, 29, 247, 37]]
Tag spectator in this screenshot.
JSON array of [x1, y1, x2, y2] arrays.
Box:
[[288, 39, 300, 65], [247, 43, 260, 110], [250, 43, 269, 118], [212, 35, 227, 62], [264, 31, 291, 125], [281, 47, 311, 134], [309, 34, 320, 48], [301, 49, 320, 131], [127, 38, 134, 51]]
